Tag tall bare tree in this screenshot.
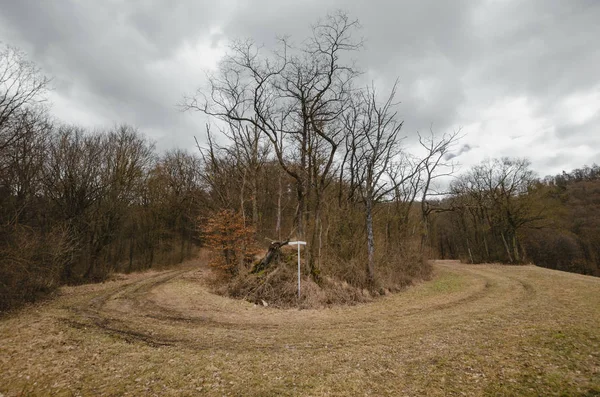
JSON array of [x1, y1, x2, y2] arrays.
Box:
[[219, 121, 270, 231], [183, 11, 362, 279], [415, 129, 461, 249], [344, 82, 405, 283]]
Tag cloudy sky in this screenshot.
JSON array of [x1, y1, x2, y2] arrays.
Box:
[[1, 0, 598, 177]]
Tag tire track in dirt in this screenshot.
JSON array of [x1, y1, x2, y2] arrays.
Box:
[[4, 259, 599, 396], [61, 260, 541, 352], [64, 269, 193, 347]]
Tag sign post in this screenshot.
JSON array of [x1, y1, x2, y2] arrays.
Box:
[[288, 241, 306, 299]]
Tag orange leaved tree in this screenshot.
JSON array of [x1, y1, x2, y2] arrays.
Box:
[[200, 209, 258, 276]]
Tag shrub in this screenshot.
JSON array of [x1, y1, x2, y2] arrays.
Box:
[[0, 225, 75, 312], [200, 209, 258, 277]]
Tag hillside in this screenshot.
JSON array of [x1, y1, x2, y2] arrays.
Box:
[[1, 259, 599, 396]]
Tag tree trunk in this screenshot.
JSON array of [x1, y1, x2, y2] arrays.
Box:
[[308, 199, 321, 281], [318, 222, 323, 268], [128, 238, 134, 272], [365, 197, 375, 285], [420, 212, 430, 253], [466, 236, 474, 263], [251, 171, 259, 232], [251, 240, 289, 273], [180, 229, 186, 263], [483, 235, 490, 262], [295, 185, 305, 240], [240, 169, 246, 226], [276, 171, 282, 240], [501, 232, 514, 263]]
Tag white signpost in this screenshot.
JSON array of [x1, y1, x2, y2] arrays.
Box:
[[287, 241, 307, 299]]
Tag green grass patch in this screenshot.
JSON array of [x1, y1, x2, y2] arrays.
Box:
[[426, 270, 467, 293]]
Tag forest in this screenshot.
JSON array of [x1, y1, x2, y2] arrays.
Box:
[[1, 13, 598, 312], [429, 160, 600, 276]]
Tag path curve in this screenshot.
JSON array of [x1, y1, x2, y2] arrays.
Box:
[[64, 260, 547, 351], [2, 258, 599, 396]]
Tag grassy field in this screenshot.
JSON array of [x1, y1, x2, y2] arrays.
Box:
[[1, 259, 599, 396]]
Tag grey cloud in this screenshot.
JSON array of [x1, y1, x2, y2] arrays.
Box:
[[466, 0, 600, 98], [549, 114, 600, 175], [0, 0, 224, 150], [0, 0, 598, 173], [444, 144, 474, 161]]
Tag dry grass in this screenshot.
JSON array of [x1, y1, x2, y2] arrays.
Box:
[[1, 259, 599, 396]]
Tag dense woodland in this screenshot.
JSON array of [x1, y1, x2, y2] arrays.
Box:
[[1, 13, 598, 311]]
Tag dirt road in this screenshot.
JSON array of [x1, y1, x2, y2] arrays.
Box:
[[1, 260, 599, 396]]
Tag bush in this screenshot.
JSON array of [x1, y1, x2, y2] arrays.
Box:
[[0, 226, 75, 312], [200, 209, 259, 277], [214, 236, 429, 308], [225, 251, 371, 309]]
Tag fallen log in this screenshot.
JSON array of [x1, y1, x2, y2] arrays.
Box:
[[251, 239, 289, 273]]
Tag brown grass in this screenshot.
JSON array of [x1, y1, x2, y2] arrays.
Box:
[[1, 259, 599, 396]]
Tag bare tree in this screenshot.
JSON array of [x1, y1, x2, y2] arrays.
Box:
[[183, 11, 362, 280], [156, 149, 203, 263], [0, 44, 50, 151], [43, 125, 155, 280], [387, 153, 423, 228], [448, 157, 539, 262], [194, 126, 238, 209], [219, 121, 270, 231], [344, 82, 405, 284], [0, 107, 51, 224], [416, 129, 461, 249]]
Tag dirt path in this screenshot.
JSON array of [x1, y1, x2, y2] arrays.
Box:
[[1, 259, 599, 396]]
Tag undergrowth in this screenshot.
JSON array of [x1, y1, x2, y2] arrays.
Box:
[[209, 246, 432, 309]]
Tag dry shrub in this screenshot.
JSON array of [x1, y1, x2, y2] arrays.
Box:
[[322, 230, 431, 293], [0, 225, 75, 312], [375, 241, 432, 292], [204, 209, 431, 307], [224, 252, 371, 309], [210, 243, 429, 308], [318, 203, 431, 293], [322, 254, 368, 287]]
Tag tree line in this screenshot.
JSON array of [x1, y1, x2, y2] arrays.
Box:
[[429, 160, 600, 276], [1, 45, 209, 311], [2, 14, 457, 310], [4, 12, 596, 311]]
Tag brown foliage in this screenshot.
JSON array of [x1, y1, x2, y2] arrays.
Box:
[[200, 209, 259, 276]]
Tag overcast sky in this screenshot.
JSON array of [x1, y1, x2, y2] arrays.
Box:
[[1, 0, 598, 177]]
